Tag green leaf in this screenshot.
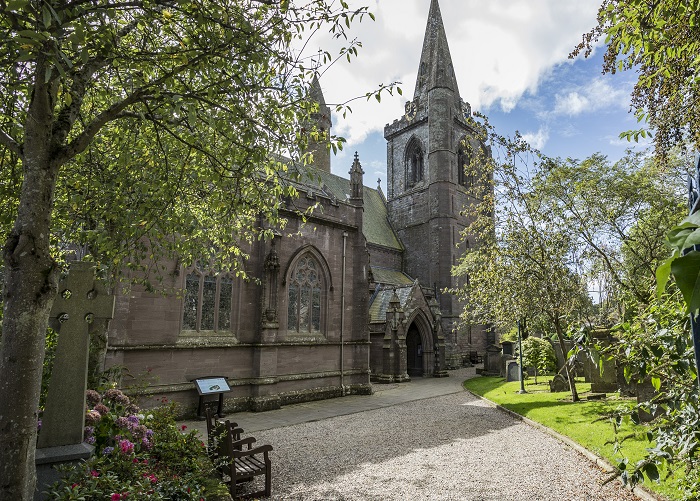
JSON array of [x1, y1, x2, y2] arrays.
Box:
[[42, 6, 52, 28], [651, 376, 661, 391], [670, 251, 700, 313], [655, 254, 675, 297], [643, 462, 660, 482]]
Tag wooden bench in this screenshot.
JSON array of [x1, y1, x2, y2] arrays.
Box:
[[219, 420, 273, 499], [205, 408, 243, 459]]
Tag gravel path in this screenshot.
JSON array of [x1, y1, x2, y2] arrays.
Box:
[[233, 390, 642, 500]]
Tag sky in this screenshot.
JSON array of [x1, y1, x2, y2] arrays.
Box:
[[305, 0, 649, 188]]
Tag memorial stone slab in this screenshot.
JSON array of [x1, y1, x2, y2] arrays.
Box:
[[549, 373, 569, 392], [506, 360, 520, 382]]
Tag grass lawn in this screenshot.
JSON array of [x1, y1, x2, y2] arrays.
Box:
[[464, 375, 681, 500]]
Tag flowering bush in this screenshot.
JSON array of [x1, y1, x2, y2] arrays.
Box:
[[47, 391, 227, 500]]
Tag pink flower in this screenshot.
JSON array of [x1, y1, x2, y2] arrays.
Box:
[[90, 470, 99, 477], [181, 425, 187, 431], [118, 439, 134, 454], [110, 494, 121, 501]]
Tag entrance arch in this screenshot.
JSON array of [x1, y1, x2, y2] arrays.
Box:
[[406, 325, 423, 377]]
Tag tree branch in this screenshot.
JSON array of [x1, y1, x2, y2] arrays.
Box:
[[0, 128, 22, 157]]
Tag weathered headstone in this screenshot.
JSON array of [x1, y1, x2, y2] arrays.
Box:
[[588, 329, 618, 393], [35, 262, 115, 499], [635, 378, 662, 423], [549, 373, 569, 392], [506, 360, 520, 382], [501, 341, 514, 356], [483, 344, 502, 376]]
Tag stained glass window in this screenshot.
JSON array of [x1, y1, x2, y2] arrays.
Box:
[[218, 277, 233, 330], [201, 276, 216, 330], [288, 255, 323, 333], [183, 273, 200, 330], [181, 266, 235, 333]]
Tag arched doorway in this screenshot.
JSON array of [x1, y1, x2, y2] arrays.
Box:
[[406, 324, 423, 377]]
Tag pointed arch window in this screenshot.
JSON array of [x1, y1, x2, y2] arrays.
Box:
[[406, 139, 424, 188], [288, 254, 324, 333], [183, 264, 234, 332], [458, 139, 474, 188]]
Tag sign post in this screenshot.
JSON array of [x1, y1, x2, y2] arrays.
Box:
[[193, 376, 231, 418]]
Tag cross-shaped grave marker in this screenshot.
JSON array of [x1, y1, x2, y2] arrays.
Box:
[[38, 261, 115, 448]]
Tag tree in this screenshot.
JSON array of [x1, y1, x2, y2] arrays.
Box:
[[533, 151, 686, 314], [0, 2, 397, 498], [572, 0, 700, 156], [519, 336, 556, 384], [452, 125, 590, 402]]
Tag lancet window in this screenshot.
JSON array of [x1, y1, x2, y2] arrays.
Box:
[[287, 254, 324, 333], [406, 138, 424, 188]]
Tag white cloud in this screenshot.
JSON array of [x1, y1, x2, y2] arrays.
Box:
[[552, 78, 629, 116], [301, 0, 602, 149], [522, 127, 550, 150]]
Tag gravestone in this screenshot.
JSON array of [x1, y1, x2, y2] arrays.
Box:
[[549, 373, 569, 392], [635, 378, 662, 423], [501, 341, 514, 357], [482, 344, 502, 376], [506, 360, 520, 382], [35, 262, 115, 499], [588, 329, 618, 393]]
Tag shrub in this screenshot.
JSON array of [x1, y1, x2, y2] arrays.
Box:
[[46, 390, 224, 500], [518, 336, 557, 383]]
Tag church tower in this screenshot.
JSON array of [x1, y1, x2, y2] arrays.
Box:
[[384, 0, 489, 354]]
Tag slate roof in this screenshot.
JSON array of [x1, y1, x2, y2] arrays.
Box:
[[371, 267, 413, 286], [288, 165, 403, 251], [368, 285, 414, 324]]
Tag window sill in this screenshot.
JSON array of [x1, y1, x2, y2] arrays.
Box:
[[176, 330, 239, 347]]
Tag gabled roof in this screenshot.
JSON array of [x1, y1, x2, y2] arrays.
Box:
[[290, 165, 403, 251], [371, 267, 413, 286], [369, 285, 414, 323]]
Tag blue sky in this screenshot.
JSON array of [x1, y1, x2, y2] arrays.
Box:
[[307, 0, 650, 187]]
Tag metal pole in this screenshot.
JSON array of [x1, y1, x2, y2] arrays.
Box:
[[691, 313, 700, 389], [687, 154, 700, 391], [518, 319, 527, 394]]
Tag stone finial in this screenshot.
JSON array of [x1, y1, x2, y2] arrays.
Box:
[[389, 288, 400, 308]]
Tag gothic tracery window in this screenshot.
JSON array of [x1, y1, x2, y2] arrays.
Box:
[[406, 138, 424, 188], [458, 139, 474, 188], [182, 265, 234, 332], [287, 254, 323, 333]]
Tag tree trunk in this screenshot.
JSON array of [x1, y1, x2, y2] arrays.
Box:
[[0, 60, 60, 500], [554, 320, 579, 402]]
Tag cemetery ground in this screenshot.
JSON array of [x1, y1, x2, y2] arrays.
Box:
[[172, 370, 647, 500], [464, 376, 681, 500], [49, 369, 667, 500]]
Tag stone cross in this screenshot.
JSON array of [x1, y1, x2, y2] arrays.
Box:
[[37, 261, 115, 448]]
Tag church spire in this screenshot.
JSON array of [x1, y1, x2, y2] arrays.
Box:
[[306, 75, 332, 173], [413, 0, 460, 101]]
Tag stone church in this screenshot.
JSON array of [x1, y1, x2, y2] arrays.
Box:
[[105, 0, 490, 413]]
